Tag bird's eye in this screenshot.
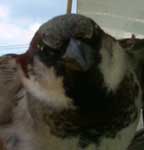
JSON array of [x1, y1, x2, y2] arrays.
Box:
[[37, 43, 44, 51], [37, 43, 56, 56]]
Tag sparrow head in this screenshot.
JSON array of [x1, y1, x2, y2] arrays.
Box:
[[19, 14, 127, 111], [20, 14, 105, 108], [18, 14, 129, 139], [28, 14, 103, 72]]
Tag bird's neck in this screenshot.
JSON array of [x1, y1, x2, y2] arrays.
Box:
[[16, 52, 32, 77]]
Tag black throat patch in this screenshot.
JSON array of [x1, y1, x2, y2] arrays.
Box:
[[26, 48, 140, 148], [28, 66, 140, 148]]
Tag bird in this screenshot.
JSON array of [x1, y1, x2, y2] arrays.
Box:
[[119, 35, 144, 121], [119, 35, 144, 150], [0, 14, 143, 150]]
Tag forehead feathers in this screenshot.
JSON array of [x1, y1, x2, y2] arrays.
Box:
[[30, 14, 100, 51]]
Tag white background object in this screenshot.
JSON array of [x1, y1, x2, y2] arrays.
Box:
[[77, 0, 144, 39]]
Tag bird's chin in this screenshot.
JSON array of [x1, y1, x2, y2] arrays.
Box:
[[64, 60, 83, 72]]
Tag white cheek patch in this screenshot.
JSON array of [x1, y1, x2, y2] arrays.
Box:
[[99, 42, 127, 91], [18, 58, 73, 110]]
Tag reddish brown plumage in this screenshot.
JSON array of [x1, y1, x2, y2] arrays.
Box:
[[15, 53, 30, 77], [15, 31, 42, 77]]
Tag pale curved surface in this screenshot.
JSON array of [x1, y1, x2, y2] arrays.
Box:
[[77, 0, 144, 38]]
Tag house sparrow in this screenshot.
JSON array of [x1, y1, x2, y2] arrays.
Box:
[[119, 35, 144, 127], [0, 14, 143, 150]]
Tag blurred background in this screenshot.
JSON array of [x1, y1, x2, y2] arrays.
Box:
[[0, 0, 77, 55], [78, 0, 144, 39], [1, 0, 144, 55]]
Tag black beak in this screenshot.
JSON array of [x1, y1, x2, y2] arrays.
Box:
[[63, 38, 94, 71]]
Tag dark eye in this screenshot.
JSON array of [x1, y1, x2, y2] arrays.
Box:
[[37, 43, 57, 56], [37, 41, 68, 63]]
